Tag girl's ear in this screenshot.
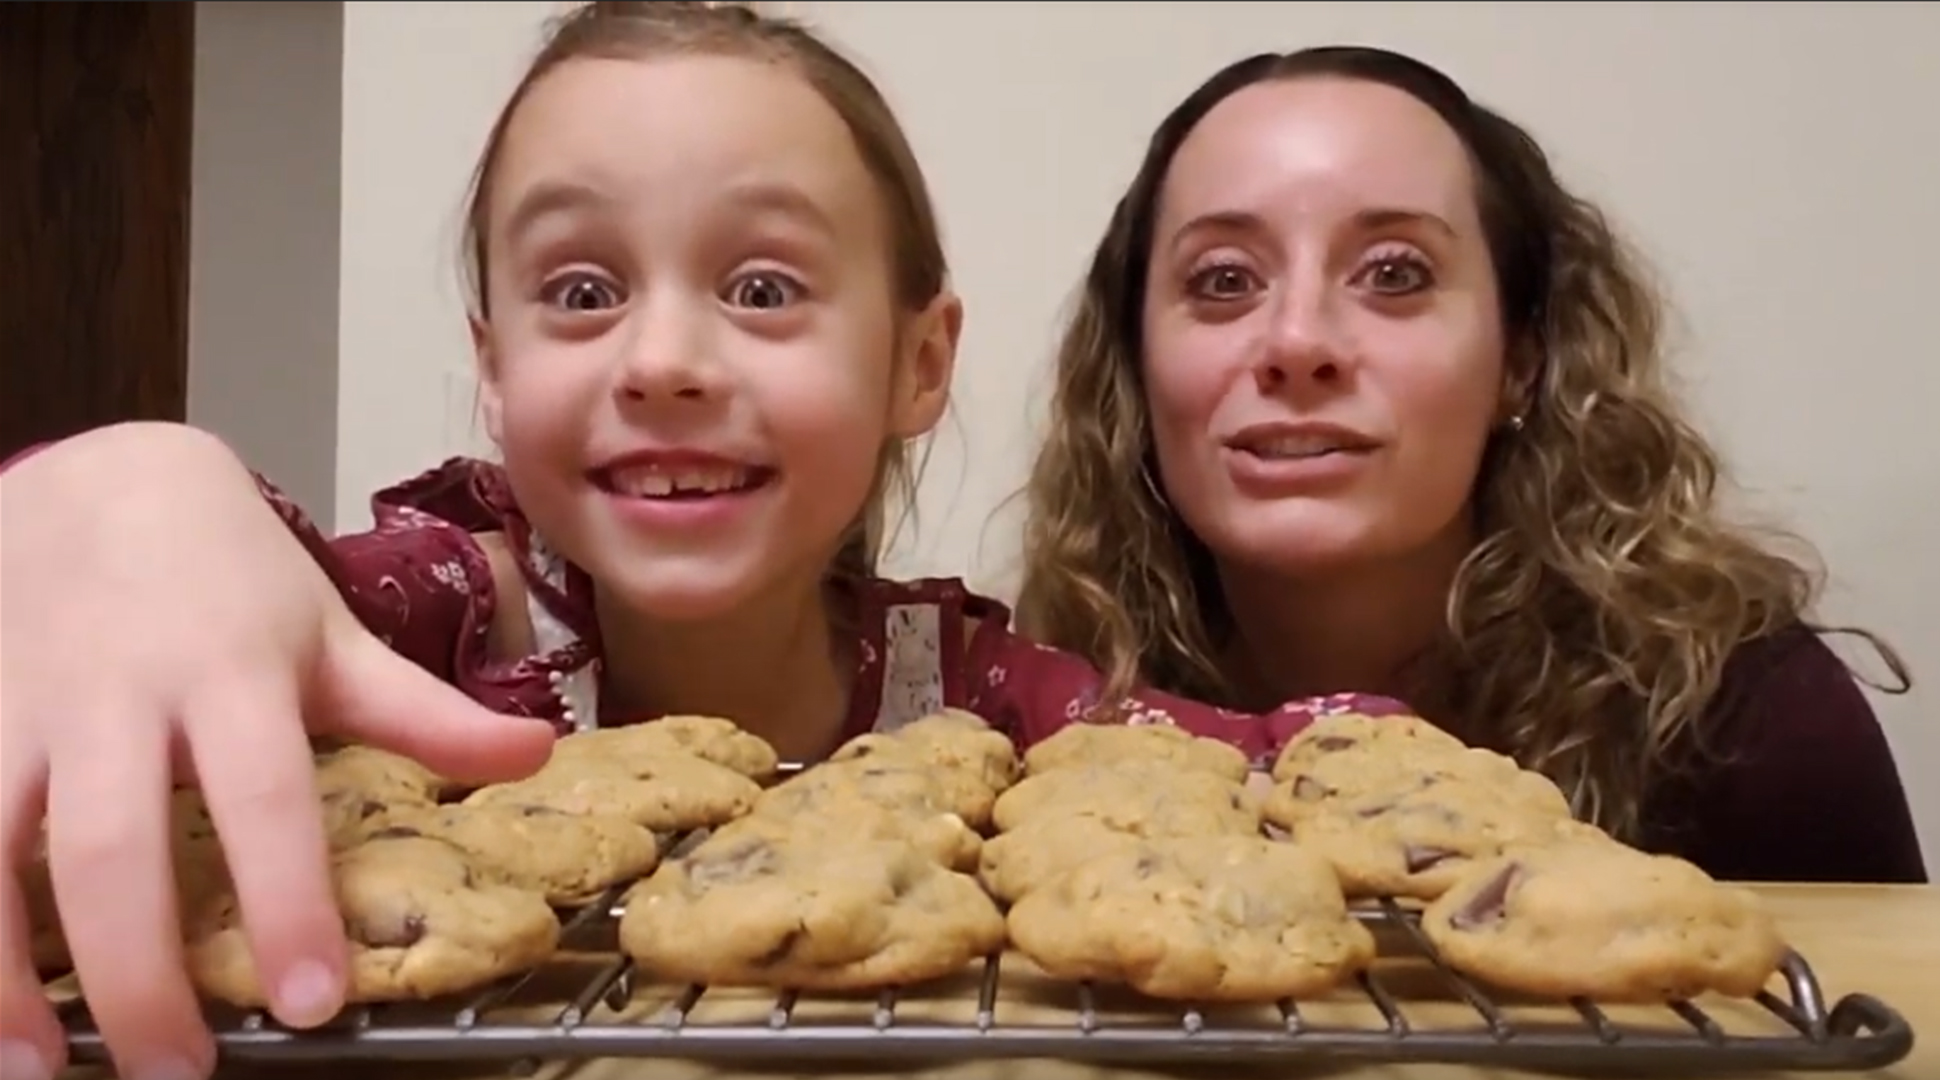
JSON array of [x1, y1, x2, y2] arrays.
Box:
[[889, 290, 962, 438], [471, 316, 506, 446]]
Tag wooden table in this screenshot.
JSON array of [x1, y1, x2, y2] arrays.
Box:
[[59, 884, 1938, 1080]]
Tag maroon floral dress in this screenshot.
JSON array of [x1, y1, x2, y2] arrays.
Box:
[[252, 458, 1409, 764]]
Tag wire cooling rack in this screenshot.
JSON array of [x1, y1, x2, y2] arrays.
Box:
[[57, 887, 1915, 1075]]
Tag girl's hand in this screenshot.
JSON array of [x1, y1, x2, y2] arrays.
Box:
[[0, 423, 556, 1080]]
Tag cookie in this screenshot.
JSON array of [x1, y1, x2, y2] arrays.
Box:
[[1269, 711, 1466, 783], [551, 715, 780, 780], [618, 831, 1005, 990], [373, 803, 661, 907], [187, 832, 561, 1006], [314, 745, 451, 803], [753, 754, 997, 830], [718, 790, 982, 872], [1022, 721, 1250, 783], [1279, 775, 1578, 900], [1265, 745, 1571, 829], [1421, 836, 1788, 1001], [830, 708, 1020, 793], [1007, 835, 1374, 1001], [989, 760, 1259, 834], [464, 751, 758, 833]]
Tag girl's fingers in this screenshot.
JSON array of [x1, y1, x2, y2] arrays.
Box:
[[184, 676, 347, 1032], [46, 708, 212, 1080], [0, 872, 64, 1080], [318, 629, 555, 784], [0, 736, 61, 1080]]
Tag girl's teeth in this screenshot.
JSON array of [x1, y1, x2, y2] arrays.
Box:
[[609, 466, 752, 497]]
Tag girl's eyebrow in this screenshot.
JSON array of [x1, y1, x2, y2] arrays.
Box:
[[502, 179, 836, 242], [502, 179, 615, 244], [717, 180, 838, 238]]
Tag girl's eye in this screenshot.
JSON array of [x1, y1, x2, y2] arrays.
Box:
[[726, 271, 801, 311], [1187, 263, 1260, 301], [543, 272, 623, 312], [1358, 254, 1433, 295]]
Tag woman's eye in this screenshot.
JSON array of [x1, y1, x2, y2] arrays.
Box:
[[1188, 264, 1258, 300], [726, 272, 800, 311], [1361, 256, 1432, 295], [544, 273, 622, 312]]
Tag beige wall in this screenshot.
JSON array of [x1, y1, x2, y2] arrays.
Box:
[[186, 1, 1939, 852]]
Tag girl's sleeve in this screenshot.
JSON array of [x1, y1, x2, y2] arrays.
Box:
[[253, 475, 496, 684], [960, 613, 1416, 768]]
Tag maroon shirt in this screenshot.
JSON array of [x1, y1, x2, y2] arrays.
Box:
[[1634, 624, 1927, 884]]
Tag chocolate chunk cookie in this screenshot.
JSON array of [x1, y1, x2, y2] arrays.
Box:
[[1269, 711, 1465, 783], [374, 803, 661, 907], [753, 754, 998, 830], [314, 744, 452, 803], [187, 833, 561, 1007], [618, 832, 1005, 990], [1421, 836, 1788, 1002], [1023, 722, 1251, 783], [973, 816, 1145, 905], [829, 708, 1020, 793], [989, 760, 1260, 834], [463, 751, 758, 833], [719, 789, 982, 872], [1007, 835, 1374, 1001], [1265, 745, 1571, 830], [1277, 774, 1577, 900], [551, 715, 780, 781]]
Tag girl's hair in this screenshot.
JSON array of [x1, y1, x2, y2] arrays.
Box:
[[459, 0, 947, 580], [1015, 45, 1909, 839]]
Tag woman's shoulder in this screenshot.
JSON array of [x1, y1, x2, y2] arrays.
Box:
[[1706, 621, 1882, 732]]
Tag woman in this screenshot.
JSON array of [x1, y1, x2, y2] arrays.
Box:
[[1017, 45, 1926, 884]]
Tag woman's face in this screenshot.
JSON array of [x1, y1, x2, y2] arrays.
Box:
[[1140, 76, 1509, 579]]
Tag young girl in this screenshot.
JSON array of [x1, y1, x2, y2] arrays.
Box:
[[0, 8, 1404, 1080]]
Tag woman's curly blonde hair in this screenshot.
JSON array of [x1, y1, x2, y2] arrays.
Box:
[[1015, 46, 1908, 840]]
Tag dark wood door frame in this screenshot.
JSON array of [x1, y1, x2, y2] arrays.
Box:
[[0, 1, 196, 461]]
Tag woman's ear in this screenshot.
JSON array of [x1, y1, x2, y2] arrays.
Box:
[[471, 316, 506, 446], [890, 291, 963, 438], [1497, 334, 1543, 426]]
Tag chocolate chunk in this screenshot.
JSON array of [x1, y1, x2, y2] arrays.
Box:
[[1403, 844, 1458, 873], [352, 911, 427, 949], [686, 838, 779, 886], [1291, 775, 1330, 801], [1313, 736, 1356, 752], [1450, 863, 1521, 930], [755, 926, 805, 967]]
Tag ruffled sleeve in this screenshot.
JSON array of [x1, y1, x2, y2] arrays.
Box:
[[252, 459, 502, 685]]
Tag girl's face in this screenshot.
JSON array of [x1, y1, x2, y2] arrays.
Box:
[[1140, 77, 1509, 580], [475, 55, 955, 620]]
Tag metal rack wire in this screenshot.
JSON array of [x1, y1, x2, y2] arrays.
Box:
[[59, 887, 1914, 1074]]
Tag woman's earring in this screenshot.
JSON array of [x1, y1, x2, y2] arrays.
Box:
[[1506, 414, 1527, 433]]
